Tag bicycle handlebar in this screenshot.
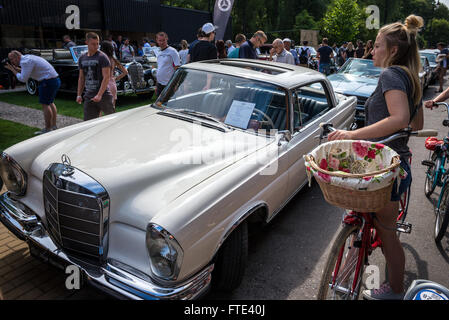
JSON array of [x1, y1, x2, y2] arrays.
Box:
[[319, 122, 437, 144], [433, 102, 449, 127]]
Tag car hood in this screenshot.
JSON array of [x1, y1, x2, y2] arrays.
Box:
[[328, 73, 378, 97], [29, 107, 274, 223]]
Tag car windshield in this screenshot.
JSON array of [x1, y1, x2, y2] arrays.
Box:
[[69, 45, 88, 64], [421, 52, 437, 63], [155, 68, 288, 132], [338, 59, 381, 78], [420, 57, 427, 66], [143, 47, 160, 58]]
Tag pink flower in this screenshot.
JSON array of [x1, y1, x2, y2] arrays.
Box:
[[375, 143, 384, 150], [318, 171, 331, 183], [367, 149, 376, 160], [352, 141, 368, 158], [328, 156, 340, 170], [319, 158, 328, 170], [363, 176, 372, 181]]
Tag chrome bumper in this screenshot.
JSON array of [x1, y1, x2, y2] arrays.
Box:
[[0, 192, 213, 300]]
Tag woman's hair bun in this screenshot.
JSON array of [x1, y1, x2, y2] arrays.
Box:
[[405, 15, 424, 35]]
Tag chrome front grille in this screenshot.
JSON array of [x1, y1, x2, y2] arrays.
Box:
[[356, 96, 368, 107], [43, 163, 109, 263]]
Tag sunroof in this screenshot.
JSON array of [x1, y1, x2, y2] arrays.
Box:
[[204, 60, 289, 75]]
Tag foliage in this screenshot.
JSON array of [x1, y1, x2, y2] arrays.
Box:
[[321, 0, 364, 45], [161, 0, 449, 48], [429, 18, 449, 45]]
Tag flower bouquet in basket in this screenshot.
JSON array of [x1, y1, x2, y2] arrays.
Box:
[[304, 140, 406, 212]]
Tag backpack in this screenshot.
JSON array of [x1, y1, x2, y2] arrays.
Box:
[[299, 47, 309, 65]]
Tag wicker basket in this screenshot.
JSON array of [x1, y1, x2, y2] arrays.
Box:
[[304, 141, 401, 212], [315, 177, 395, 212]]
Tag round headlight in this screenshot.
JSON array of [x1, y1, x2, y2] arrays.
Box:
[[146, 224, 183, 281], [0, 152, 27, 196]]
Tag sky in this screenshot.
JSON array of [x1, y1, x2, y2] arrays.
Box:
[[440, 0, 449, 8]]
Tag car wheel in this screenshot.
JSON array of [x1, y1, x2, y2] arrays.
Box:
[[26, 79, 38, 95], [212, 220, 248, 292]]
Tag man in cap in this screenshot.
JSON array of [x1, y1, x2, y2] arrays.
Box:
[[283, 38, 299, 65], [189, 23, 218, 62]]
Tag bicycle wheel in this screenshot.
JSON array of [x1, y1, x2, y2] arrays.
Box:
[[435, 184, 449, 243], [425, 152, 439, 198], [317, 224, 365, 300]]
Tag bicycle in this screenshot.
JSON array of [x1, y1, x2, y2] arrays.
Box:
[[422, 102, 449, 243], [316, 124, 437, 300]]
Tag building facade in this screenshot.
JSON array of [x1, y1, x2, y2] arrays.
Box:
[[0, 0, 231, 58]]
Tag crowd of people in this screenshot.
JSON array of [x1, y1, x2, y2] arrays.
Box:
[[4, 21, 449, 141]]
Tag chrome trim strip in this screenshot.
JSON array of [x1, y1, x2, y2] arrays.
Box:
[[0, 193, 213, 300]]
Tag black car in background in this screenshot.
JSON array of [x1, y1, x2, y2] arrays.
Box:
[[24, 46, 156, 98]]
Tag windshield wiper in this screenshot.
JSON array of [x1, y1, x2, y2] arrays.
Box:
[[164, 108, 234, 131]]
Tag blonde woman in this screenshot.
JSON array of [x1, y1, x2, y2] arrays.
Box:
[[346, 42, 355, 59], [328, 15, 424, 300]]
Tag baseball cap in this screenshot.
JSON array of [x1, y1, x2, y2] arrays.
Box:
[[283, 38, 292, 43], [202, 23, 218, 34]]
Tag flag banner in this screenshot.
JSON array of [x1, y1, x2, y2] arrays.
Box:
[[213, 0, 234, 40]]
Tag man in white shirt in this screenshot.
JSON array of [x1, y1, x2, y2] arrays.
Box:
[[5, 50, 60, 134], [119, 37, 135, 61], [269, 39, 295, 65], [155, 32, 181, 96]]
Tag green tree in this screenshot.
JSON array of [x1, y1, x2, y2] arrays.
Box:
[[321, 0, 364, 44], [294, 9, 319, 30], [430, 18, 449, 45]]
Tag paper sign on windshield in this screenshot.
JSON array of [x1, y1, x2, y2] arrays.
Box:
[[224, 100, 256, 129]]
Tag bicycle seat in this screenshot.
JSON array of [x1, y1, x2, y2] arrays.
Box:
[[425, 137, 444, 151]]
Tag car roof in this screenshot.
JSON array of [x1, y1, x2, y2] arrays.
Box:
[[181, 58, 326, 89], [420, 49, 439, 53]]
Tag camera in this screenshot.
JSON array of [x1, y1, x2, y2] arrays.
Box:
[[1, 58, 10, 67]]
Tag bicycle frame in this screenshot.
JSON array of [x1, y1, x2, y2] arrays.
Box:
[[332, 212, 373, 296], [437, 174, 449, 210], [428, 139, 448, 189], [398, 155, 412, 222], [318, 123, 438, 299]]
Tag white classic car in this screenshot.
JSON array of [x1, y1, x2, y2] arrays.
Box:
[[0, 59, 356, 299]]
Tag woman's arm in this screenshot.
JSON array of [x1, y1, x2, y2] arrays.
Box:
[[424, 86, 449, 108], [328, 90, 410, 141], [114, 61, 128, 82]]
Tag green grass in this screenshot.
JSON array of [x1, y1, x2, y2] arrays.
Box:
[[0, 91, 155, 119], [0, 91, 155, 149], [0, 118, 39, 150]]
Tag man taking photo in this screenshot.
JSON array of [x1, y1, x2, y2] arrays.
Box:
[[76, 32, 114, 121], [5, 50, 60, 134]]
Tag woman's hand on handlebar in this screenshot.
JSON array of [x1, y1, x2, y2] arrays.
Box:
[[424, 100, 437, 110], [327, 129, 355, 141]]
